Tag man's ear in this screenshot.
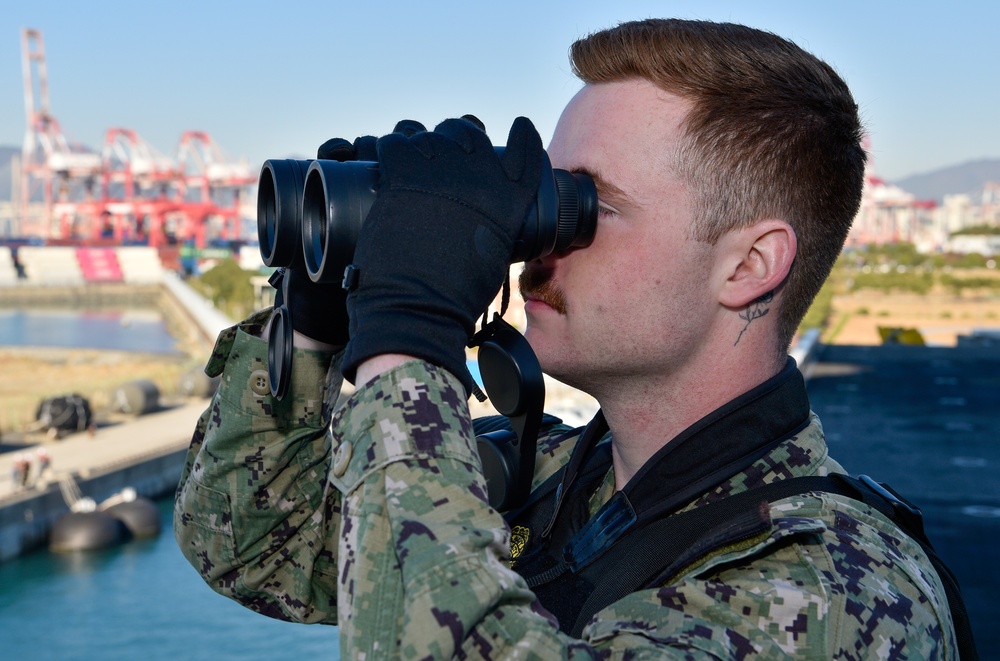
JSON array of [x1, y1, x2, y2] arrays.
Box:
[[717, 220, 797, 309]]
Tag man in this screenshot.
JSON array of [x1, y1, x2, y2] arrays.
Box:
[[175, 19, 960, 658]]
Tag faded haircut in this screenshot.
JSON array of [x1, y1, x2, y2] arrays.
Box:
[[570, 19, 866, 353]]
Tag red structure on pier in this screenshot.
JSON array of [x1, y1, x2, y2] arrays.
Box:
[[17, 28, 256, 249]]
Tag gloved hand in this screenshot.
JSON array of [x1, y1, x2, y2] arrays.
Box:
[[284, 120, 427, 347], [317, 119, 427, 162], [340, 116, 545, 392]]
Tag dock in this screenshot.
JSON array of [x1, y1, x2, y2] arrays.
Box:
[[0, 398, 208, 561]]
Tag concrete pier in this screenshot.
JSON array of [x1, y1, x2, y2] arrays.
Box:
[[0, 398, 208, 561]]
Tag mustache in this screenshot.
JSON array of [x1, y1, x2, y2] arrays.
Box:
[[518, 264, 568, 314]]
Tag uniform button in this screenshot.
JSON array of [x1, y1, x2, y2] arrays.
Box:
[[332, 441, 353, 477], [249, 369, 270, 397]]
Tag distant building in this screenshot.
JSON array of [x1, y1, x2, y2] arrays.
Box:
[[946, 234, 1000, 255], [848, 173, 936, 248], [848, 140, 999, 254]]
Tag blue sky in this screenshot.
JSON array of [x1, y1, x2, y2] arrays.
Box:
[[2, 0, 997, 182]]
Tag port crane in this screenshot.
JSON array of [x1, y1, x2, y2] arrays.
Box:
[[17, 28, 256, 249]]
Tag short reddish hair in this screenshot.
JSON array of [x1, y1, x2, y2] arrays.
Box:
[[571, 19, 866, 353]]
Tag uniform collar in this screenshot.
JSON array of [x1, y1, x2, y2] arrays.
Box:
[[546, 358, 813, 564], [622, 356, 811, 520]]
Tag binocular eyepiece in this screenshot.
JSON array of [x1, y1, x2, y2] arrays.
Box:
[[257, 149, 599, 282]]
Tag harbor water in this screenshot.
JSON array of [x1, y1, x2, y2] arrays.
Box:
[[0, 498, 341, 660], [0, 309, 182, 354], [0, 309, 342, 658]]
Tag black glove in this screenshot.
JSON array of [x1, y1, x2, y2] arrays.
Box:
[[317, 119, 426, 161], [316, 135, 376, 162], [284, 121, 427, 346], [340, 116, 545, 392]]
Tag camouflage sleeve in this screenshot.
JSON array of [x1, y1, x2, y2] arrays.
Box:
[[328, 360, 547, 657], [173, 310, 343, 624], [328, 360, 637, 658], [328, 360, 958, 660]]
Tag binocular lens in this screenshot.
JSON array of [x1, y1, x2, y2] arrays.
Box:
[[300, 161, 378, 283], [257, 150, 597, 283], [257, 159, 311, 269]]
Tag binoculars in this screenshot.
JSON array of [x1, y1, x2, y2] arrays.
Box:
[[255, 142, 590, 508], [256, 149, 599, 280]]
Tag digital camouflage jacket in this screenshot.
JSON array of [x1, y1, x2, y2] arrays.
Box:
[[174, 314, 958, 659]]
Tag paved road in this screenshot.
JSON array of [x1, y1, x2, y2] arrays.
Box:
[[806, 342, 1000, 652]]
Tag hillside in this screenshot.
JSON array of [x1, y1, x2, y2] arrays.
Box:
[[895, 158, 1000, 203]]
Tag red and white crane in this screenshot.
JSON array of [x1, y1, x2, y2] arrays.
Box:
[[17, 28, 256, 250]]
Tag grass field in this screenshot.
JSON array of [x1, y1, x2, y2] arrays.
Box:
[[0, 348, 200, 437], [824, 291, 1000, 346]]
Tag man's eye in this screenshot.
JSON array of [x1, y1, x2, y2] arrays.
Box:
[[597, 203, 617, 218]]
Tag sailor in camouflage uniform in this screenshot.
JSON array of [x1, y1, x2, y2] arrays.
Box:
[[175, 19, 960, 659]]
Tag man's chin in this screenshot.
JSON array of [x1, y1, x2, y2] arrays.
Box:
[[522, 325, 561, 375], [521, 324, 545, 358]]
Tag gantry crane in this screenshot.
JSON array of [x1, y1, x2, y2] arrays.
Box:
[[17, 27, 256, 249]]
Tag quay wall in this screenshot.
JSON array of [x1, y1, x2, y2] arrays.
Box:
[[0, 281, 162, 307], [0, 445, 187, 562], [160, 270, 235, 350]]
